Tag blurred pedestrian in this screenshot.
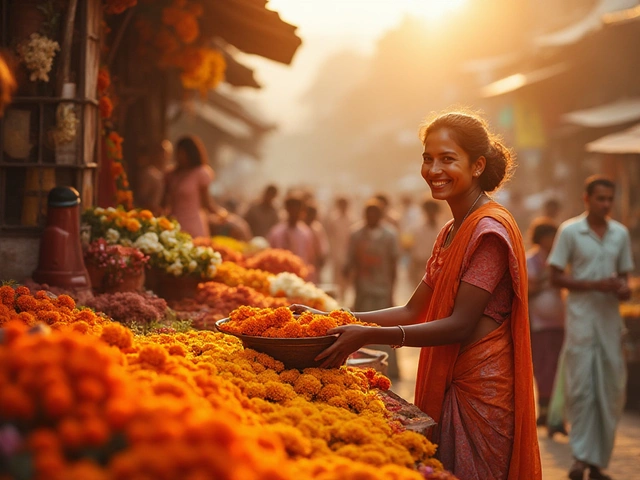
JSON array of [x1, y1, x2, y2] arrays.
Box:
[[526, 218, 564, 428], [344, 198, 401, 378], [325, 196, 353, 302], [408, 199, 441, 285], [162, 135, 217, 238], [209, 198, 252, 241], [304, 201, 329, 284], [549, 175, 634, 480], [542, 197, 562, 222], [267, 192, 316, 275], [374, 193, 401, 229], [244, 184, 280, 238], [137, 140, 171, 215]]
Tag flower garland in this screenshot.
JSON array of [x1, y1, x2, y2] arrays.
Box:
[[97, 65, 133, 211]]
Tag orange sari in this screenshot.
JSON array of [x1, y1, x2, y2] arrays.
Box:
[[414, 203, 541, 480]]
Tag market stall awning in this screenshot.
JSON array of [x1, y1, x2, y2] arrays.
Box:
[[602, 4, 640, 25], [218, 42, 262, 88], [205, 0, 302, 65], [586, 122, 640, 153], [562, 98, 640, 127], [208, 90, 275, 133], [534, 0, 637, 47], [480, 63, 568, 98]]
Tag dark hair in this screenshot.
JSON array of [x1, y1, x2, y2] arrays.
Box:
[[374, 193, 390, 207], [529, 218, 558, 245], [284, 192, 304, 209], [419, 111, 515, 192], [176, 135, 208, 168], [335, 196, 349, 208], [364, 198, 384, 215], [265, 184, 278, 196], [584, 175, 615, 196]]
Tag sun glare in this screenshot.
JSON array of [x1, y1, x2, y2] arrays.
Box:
[[399, 0, 468, 21]]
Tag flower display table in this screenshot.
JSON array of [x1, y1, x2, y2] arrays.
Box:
[[378, 389, 437, 436]]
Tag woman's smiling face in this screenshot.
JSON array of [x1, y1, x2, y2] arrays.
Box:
[[421, 127, 481, 201]]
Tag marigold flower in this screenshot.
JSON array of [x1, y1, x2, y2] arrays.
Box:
[[99, 96, 113, 119], [42, 385, 73, 418], [97, 68, 110, 94], [56, 294, 76, 310], [101, 323, 133, 349], [138, 344, 168, 369], [125, 218, 141, 232], [58, 417, 84, 449], [158, 217, 174, 230], [0, 384, 35, 420], [138, 209, 154, 220], [0, 285, 15, 306]]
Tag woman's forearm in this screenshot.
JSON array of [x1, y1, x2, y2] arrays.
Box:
[[350, 305, 422, 327], [365, 315, 471, 347]]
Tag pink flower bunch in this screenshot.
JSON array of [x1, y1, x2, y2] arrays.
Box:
[[83, 291, 168, 326], [84, 239, 149, 286]]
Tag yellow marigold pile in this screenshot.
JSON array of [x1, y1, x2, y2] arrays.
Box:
[[212, 261, 272, 294], [221, 306, 376, 338]]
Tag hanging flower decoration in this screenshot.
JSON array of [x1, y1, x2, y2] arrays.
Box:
[[16, 33, 60, 82], [104, 130, 133, 210], [132, 0, 226, 95], [179, 47, 226, 95]]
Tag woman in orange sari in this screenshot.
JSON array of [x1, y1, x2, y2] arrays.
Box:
[[298, 111, 541, 480]]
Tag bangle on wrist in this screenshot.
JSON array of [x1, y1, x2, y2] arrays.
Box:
[[392, 325, 406, 349]]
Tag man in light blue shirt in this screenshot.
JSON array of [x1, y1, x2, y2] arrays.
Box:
[[549, 176, 634, 480]]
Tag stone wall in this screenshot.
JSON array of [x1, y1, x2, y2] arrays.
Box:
[[0, 237, 40, 282]]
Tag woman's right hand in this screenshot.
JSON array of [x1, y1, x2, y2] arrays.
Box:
[[289, 304, 326, 315]]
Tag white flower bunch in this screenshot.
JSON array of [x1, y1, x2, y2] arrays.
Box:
[[133, 232, 164, 254], [50, 104, 79, 145], [105, 228, 120, 244], [269, 272, 339, 311], [17, 33, 60, 82], [244, 236, 270, 255]]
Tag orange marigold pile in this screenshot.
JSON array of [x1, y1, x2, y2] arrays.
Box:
[[0, 285, 109, 335], [221, 306, 376, 338], [245, 248, 310, 280]]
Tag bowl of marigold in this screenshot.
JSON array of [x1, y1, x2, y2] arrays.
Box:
[[216, 306, 375, 369]]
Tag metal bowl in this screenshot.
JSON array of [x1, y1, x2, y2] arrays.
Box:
[[215, 317, 338, 370]]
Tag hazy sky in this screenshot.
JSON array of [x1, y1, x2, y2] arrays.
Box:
[[237, 0, 468, 132]]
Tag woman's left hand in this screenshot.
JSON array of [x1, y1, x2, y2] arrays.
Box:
[[315, 325, 371, 369]]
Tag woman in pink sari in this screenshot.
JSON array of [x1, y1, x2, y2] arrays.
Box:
[[162, 135, 217, 238]]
